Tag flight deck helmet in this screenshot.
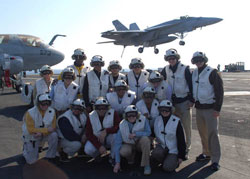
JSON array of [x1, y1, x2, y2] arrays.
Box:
[[37, 93, 52, 106], [108, 60, 122, 71], [148, 71, 163, 83], [129, 57, 145, 69], [90, 55, 105, 67], [191, 51, 208, 64], [164, 48, 180, 61], [62, 67, 76, 80], [72, 48, 87, 60], [40, 65, 53, 76]]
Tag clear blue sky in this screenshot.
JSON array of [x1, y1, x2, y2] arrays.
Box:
[[1, 0, 250, 70]]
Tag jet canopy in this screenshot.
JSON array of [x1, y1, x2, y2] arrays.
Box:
[[17, 35, 47, 47]]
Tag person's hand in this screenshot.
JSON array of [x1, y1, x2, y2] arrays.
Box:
[[48, 127, 55, 133], [213, 111, 220, 118], [98, 130, 107, 144], [99, 146, 107, 155], [33, 132, 42, 138], [129, 133, 136, 139], [113, 163, 121, 173], [178, 158, 183, 165]]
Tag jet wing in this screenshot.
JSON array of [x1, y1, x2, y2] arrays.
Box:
[[101, 30, 145, 35]]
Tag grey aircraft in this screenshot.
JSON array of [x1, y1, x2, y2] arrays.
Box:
[[0, 34, 65, 92], [98, 16, 223, 54]]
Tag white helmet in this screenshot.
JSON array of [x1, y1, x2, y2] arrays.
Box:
[[191, 51, 208, 64], [72, 48, 87, 60], [108, 60, 122, 71], [129, 57, 144, 69], [94, 97, 109, 106], [143, 87, 156, 94], [159, 100, 172, 108], [72, 99, 86, 108], [62, 67, 75, 80], [148, 71, 163, 83], [124, 105, 138, 114], [115, 80, 127, 87], [90, 55, 104, 67], [164, 48, 180, 61], [40, 65, 53, 74], [37, 93, 52, 106]]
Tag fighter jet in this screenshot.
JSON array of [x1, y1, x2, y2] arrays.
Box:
[[0, 34, 65, 92], [98, 16, 223, 55]]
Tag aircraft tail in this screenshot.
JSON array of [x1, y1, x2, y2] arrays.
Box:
[[129, 23, 140, 30], [112, 20, 128, 31]]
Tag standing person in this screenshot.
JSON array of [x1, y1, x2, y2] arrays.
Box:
[[58, 48, 90, 98], [152, 100, 186, 172], [113, 105, 152, 176], [82, 55, 109, 112], [127, 58, 149, 101], [50, 67, 79, 116], [22, 94, 58, 164], [33, 65, 54, 103], [107, 60, 126, 92], [136, 87, 159, 129], [106, 80, 136, 118], [161, 48, 193, 157], [144, 71, 172, 102], [84, 97, 121, 162], [57, 99, 87, 162], [191, 51, 223, 171]]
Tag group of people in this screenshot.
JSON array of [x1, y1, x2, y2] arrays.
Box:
[[22, 48, 224, 175]]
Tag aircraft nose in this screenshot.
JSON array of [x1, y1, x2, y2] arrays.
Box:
[[52, 49, 65, 64], [200, 17, 223, 26]]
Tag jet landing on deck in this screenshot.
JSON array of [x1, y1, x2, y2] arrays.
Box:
[[98, 16, 223, 55]]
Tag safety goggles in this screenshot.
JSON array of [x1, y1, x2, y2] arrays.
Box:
[[150, 78, 162, 83], [115, 87, 127, 91], [92, 62, 103, 66], [126, 112, 137, 118], [40, 101, 51, 106], [192, 57, 205, 64], [164, 56, 177, 62], [42, 71, 52, 75], [64, 75, 74, 80], [143, 93, 155, 98], [95, 105, 109, 111], [110, 65, 120, 70], [72, 106, 84, 112], [132, 64, 143, 69], [158, 107, 171, 113]]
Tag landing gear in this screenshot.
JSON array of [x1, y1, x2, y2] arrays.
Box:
[[138, 47, 144, 53], [154, 48, 159, 54], [179, 40, 185, 46]]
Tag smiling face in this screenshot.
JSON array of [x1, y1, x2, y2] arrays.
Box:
[[126, 112, 137, 123]]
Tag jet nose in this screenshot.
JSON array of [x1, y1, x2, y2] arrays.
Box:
[[52, 49, 65, 65], [200, 17, 223, 26]]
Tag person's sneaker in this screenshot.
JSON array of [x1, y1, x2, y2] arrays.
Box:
[[196, 154, 211, 161], [144, 165, 151, 175], [210, 162, 220, 171], [59, 151, 70, 163]]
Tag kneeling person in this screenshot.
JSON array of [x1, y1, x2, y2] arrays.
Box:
[[57, 99, 87, 162], [22, 94, 58, 164], [84, 97, 121, 161], [152, 100, 186, 172], [113, 105, 151, 175]]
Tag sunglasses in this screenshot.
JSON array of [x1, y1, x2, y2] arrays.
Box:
[[42, 71, 52, 75], [159, 108, 171, 113], [143, 93, 155, 98], [110, 66, 120, 70], [192, 59, 204, 64], [115, 87, 127, 91], [92, 62, 103, 66], [126, 112, 137, 118], [40, 101, 51, 106], [64, 76, 74, 80], [95, 106, 109, 111], [132, 64, 142, 68], [72, 106, 84, 111]]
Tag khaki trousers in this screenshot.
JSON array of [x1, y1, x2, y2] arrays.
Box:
[[119, 136, 151, 167], [174, 100, 192, 152], [151, 144, 178, 172], [196, 108, 221, 163], [23, 132, 58, 164]]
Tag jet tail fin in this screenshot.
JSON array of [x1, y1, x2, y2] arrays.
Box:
[[112, 20, 128, 31], [129, 23, 140, 30]]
